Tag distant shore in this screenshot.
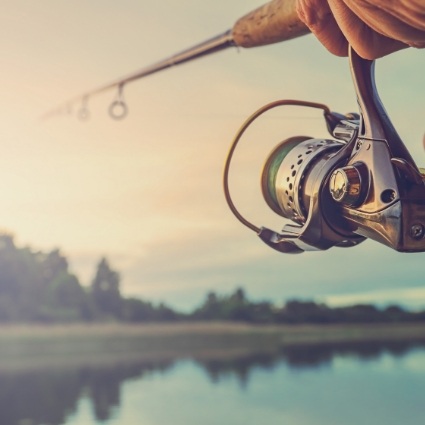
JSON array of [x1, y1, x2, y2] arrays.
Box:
[[1, 322, 425, 371], [2, 321, 425, 346]]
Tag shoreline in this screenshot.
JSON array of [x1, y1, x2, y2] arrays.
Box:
[[1, 322, 425, 371], [1, 320, 425, 340]]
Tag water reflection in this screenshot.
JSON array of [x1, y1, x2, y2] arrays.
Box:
[[0, 360, 174, 425], [197, 340, 425, 386], [1, 340, 424, 425]]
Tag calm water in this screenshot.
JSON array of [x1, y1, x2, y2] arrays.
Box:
[[2, 341, 425, 425]]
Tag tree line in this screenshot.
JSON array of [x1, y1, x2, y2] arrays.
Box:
[[0, 233, 424, 324], [0, 234, 178, 323]]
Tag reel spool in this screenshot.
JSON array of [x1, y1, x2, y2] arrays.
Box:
[[261, 136, 344, 224]]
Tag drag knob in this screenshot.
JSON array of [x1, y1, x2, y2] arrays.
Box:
[[329, 165, 363, 206]]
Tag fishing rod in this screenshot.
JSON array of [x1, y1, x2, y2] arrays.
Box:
[[43, 0, 309, 120], [47, 0, 425, 254]]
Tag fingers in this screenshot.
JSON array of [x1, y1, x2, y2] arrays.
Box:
[[296, 0, 425, 59], [344, 0, 425, 48], [328, 0, 407, 59], [296, 0, 349, 56]]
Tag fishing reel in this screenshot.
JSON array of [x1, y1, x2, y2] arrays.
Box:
[[224, 48, 425, 254]]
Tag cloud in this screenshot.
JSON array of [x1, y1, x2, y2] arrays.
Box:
[[323, 287, 425, 310]]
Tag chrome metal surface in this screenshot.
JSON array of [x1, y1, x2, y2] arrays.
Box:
[[336, 48, 425, 251], [273, 138, 343, 222], [329, 166, 362, 205], [349, 48, 417, 166], [332, 119, 360, 143]]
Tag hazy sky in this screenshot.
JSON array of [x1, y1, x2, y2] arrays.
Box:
[[1, 0, 424, 311]]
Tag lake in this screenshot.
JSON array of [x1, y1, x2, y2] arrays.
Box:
[[1, 339, 424, 425]]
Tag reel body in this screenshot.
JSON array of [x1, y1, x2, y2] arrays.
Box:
[[224, 48, 425, 253]]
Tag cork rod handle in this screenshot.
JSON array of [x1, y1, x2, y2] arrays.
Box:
[[232, 0, 309, 48]]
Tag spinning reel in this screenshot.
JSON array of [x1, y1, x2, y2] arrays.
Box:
[[224, 48, 425, 254]]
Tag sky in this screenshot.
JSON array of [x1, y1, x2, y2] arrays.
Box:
[[1, 0, 424, 311]]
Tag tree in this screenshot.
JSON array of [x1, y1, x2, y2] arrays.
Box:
[[191, 291, 221, 320], [223, 288, 250, 321], [91, 258, 122, 319], [42, 249, 69, 282], [121, 298, 157, 322], [41, 272, 94, 322], [0, 234, 48, 321]]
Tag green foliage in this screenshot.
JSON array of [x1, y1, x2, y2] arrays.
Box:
[[40, 272, 93, 322], [91, 257, 122, 319], [0, 234, 178, 323], [192, 288, 274, 323], [121, 298, 175, 322], [0, 232, 425, 325], [192, 290, 425, 325], [0, 235, 52, 322]]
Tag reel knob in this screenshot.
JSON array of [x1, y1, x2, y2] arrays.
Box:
[[329, 165, 363, 206]]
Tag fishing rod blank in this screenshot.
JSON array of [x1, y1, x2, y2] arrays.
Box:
[[43, 0, 309, 120]]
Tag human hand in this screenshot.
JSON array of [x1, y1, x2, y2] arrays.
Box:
[[296, 0, 425, 59]]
